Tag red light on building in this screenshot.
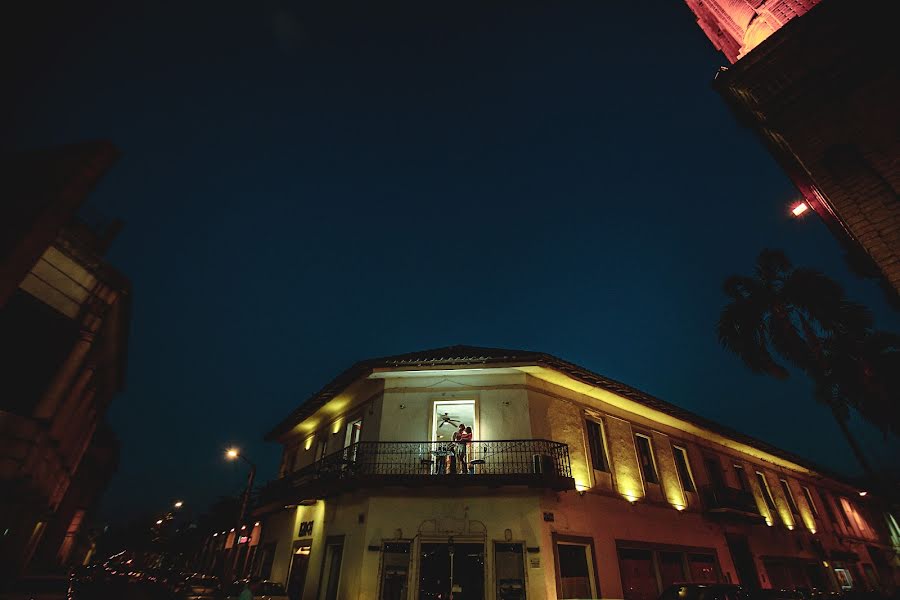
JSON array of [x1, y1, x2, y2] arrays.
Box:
[[791, 202, 810, 217]]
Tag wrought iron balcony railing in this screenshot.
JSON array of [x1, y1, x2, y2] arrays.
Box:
[[260, 439, 574, 507], [700, 485, 764, 520]]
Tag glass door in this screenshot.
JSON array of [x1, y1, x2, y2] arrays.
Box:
[[419, 541, 484, 600], [287, 543, 311, 600]]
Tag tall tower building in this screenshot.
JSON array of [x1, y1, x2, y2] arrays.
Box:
[[0, 142, 130, 576], [683, 0, 900, 296], [683, 0, 821, 64]]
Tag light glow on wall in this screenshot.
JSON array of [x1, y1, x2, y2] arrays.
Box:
[[332, 419, 343, 434], [304, 436, 314, 450], [575, 482, 590, 493]]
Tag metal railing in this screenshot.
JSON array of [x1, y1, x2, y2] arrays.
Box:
[[264, 439, 572, 504], [700, 484, 761, 516]]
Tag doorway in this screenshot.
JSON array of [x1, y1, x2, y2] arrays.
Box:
[[725, 534, 759, 589], [418, 541, 484, 600], [344, 418, 363, 462], [287, 542, 311, 600]]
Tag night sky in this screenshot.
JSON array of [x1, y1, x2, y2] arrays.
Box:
[[5, 0, 899, 524]]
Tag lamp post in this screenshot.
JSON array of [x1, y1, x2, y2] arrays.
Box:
[[225, 447, 256, 581]]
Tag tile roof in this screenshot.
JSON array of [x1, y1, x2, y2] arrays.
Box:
[[264, 344, 833, 479]]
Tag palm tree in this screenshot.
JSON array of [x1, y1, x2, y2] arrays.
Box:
[[716, 249, 894, 478]]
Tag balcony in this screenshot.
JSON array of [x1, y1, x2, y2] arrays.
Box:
[[700, 485, 765, 522], [259, 439, 574, 509]]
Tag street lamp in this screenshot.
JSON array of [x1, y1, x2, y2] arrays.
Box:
[[155, 519, 163, 525], [174, 500, 184, 509], [225, 447, 256, 580]]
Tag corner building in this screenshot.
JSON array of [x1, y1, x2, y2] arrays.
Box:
[[254, 346, 900, 600]]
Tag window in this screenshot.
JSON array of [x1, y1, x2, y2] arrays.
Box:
[[837, 497, 854, 529], [705, 457, 725, 490], [819, 490, 840, 526], [634, 434, 659, 485], [755, 472, 777, 513], [688, 554, 719, 583], [495, 543, 527, 600], [585, 420, 609, 472], [839, 498, 871, 536], [657, 551, 685, 589], [555, 538, 598, 599], [618, 543, 722, 600], [801, 486, 819, 517], [318, 538, 344, 600], [779, 479, 800, 516], [380, 542, 410, 600], [672, 446, 696, 492], [733, 465, 751, 492]]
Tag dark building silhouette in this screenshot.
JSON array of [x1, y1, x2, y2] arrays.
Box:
[[0, 142, 130, 576], [684, 0, 900, 295]]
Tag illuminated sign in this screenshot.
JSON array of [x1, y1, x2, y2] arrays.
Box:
[[298, 521, 314, 537]]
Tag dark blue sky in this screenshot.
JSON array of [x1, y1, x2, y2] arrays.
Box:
[[6, 0, 899, 523]]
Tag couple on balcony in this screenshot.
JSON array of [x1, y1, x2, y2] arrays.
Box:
[[451, 423, 473, 474]]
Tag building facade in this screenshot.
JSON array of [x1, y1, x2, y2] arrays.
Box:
[[682, 0, 900, 296], [250, 346, 900, 600], [0, 142, 130, 576]]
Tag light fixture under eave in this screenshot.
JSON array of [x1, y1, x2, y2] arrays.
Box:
[[858, 491, 867, 497], [791, 201, 810, 217]]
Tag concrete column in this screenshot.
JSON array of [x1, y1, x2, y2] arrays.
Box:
[[32, 284, 117, 421], [32, 330, 95, 420], [49, 366, 95, 442], [61, 390, 97, 468], [56, 384, 98, 456], [67, 417, 98, 480]]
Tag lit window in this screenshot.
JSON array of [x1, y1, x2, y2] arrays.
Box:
[[672, 445, 695, 492], [557, 541, 598, 599], [634, 434, 659, 485], [585, 420, 609, 473], [779, 479, 800, 516], [801, 486, 819, 517], [755, 472, 777, 513], [733, 465, 751, 492]]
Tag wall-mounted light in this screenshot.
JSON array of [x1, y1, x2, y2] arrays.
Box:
[[858, 491, 867, 497], [791, 201, 809, 217]]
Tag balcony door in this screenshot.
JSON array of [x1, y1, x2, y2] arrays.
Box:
[[344, 418, 363, 463], [418, 541, 484, 600], [432, 400, 476, 442]]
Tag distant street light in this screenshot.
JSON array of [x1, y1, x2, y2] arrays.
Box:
[[225, 446, 257, 580], [155, 519, 163, 525], [174, 500, 184, 509]]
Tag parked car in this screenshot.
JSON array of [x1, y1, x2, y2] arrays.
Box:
[[0, 575, 78, 600], [173, 574, 222, 600], [224, 579, 288, 600]]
